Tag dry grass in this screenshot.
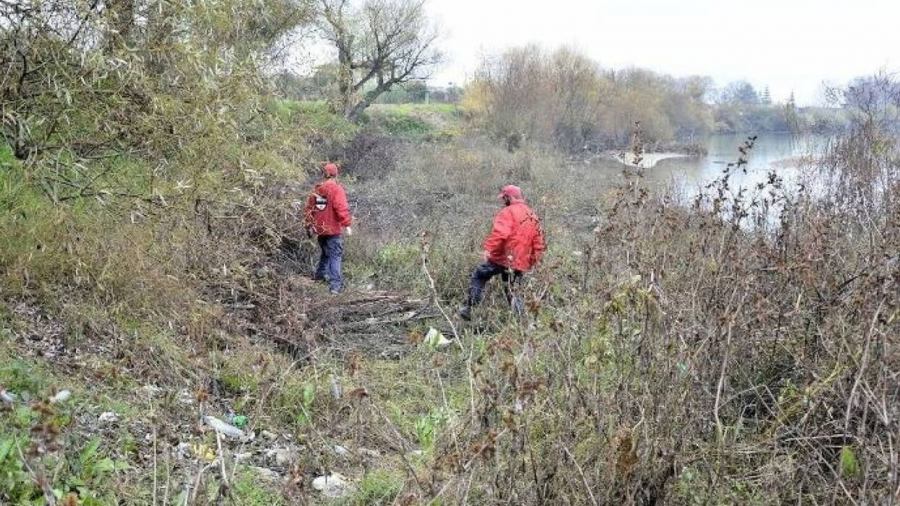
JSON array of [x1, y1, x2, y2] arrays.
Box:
[[390, 121, 900, 504]]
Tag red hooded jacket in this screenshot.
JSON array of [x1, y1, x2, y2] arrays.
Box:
[[303, 179, 352, 236], [483, 200, 545, 272]]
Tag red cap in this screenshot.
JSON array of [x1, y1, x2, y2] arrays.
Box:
[[497, 185, 523, 200], [323, 163, 339, 177]]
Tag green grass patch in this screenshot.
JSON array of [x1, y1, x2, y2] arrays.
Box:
[[355, 469, 404, 505], [366, 103, 465, 139], [232, 469, 288, 505], [372, 103, 460, 116]]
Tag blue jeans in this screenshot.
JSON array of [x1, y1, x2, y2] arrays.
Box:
[[314, 235, 344, 291], [467, 261, 523, 312]]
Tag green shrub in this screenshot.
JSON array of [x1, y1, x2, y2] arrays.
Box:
[[414, 408, 451, 453], [277, 100, 358, 141]]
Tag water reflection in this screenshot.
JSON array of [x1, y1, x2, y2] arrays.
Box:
[[636, 133, 827, 200]]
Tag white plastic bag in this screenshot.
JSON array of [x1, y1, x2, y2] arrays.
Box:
[[423, 327, 452, 349], [204, 416, 245, 439]]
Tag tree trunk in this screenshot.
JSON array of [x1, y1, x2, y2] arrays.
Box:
[[346, 100, 368, 123], [345, 82, 394, 122]]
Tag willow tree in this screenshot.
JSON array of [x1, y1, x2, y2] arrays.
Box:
[[316, 0, 442, 121]]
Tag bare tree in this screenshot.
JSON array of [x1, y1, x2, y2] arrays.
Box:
[[316, 0, 441, 121]]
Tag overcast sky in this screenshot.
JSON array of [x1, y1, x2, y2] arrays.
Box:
[[424, 0, 900, 106]]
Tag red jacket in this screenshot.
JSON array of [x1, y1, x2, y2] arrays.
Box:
[[303, 179, 352, 236], [483, 200, 545, 272]]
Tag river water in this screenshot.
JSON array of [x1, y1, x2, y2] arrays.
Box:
[[614, 133, 829, 200]]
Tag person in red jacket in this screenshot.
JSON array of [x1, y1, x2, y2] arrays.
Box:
[[459, 185, 545, 320], [303, 163, 352, 293]]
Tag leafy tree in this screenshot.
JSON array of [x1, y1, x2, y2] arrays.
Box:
[[836, 73, 900, 131], [315, 0, 442, 121], [680, 76, 715, 103], [469, 45, 715, 151], [784, 91, 801, 133], [720, 81, 761, 106]]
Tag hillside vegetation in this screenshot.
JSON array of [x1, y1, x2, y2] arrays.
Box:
[[2, 2, 899, 505]]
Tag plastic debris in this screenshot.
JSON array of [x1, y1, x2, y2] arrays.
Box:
[[227, 413, 249, 427], [99, 412, 119, 423], [424, 327, 452, 349], [177, 390, 195, 405], [50, 390, 71, 404], [329, 374, 342, 400], [333, 445, 349, 457], [0, 388, 17, 404], [192, 443, 216, 462], [204, 416, 245, 439], [312, 473, 354, 498], [174, 442, 191, 459]]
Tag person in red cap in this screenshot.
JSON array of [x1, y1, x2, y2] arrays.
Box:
[[459, 185, 545, 320], [303, 162, 352, 293]]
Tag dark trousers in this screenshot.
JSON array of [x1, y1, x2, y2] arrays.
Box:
[[314, 235, 344, 291], [467, 261, 523, 312]]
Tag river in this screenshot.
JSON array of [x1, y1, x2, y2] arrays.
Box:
[[604, 133, 829, 201]]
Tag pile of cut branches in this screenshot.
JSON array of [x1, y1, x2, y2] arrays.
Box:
[[228, 270, 436, 360]]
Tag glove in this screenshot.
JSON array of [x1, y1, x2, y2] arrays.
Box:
[[344, 227, 353, 236]]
